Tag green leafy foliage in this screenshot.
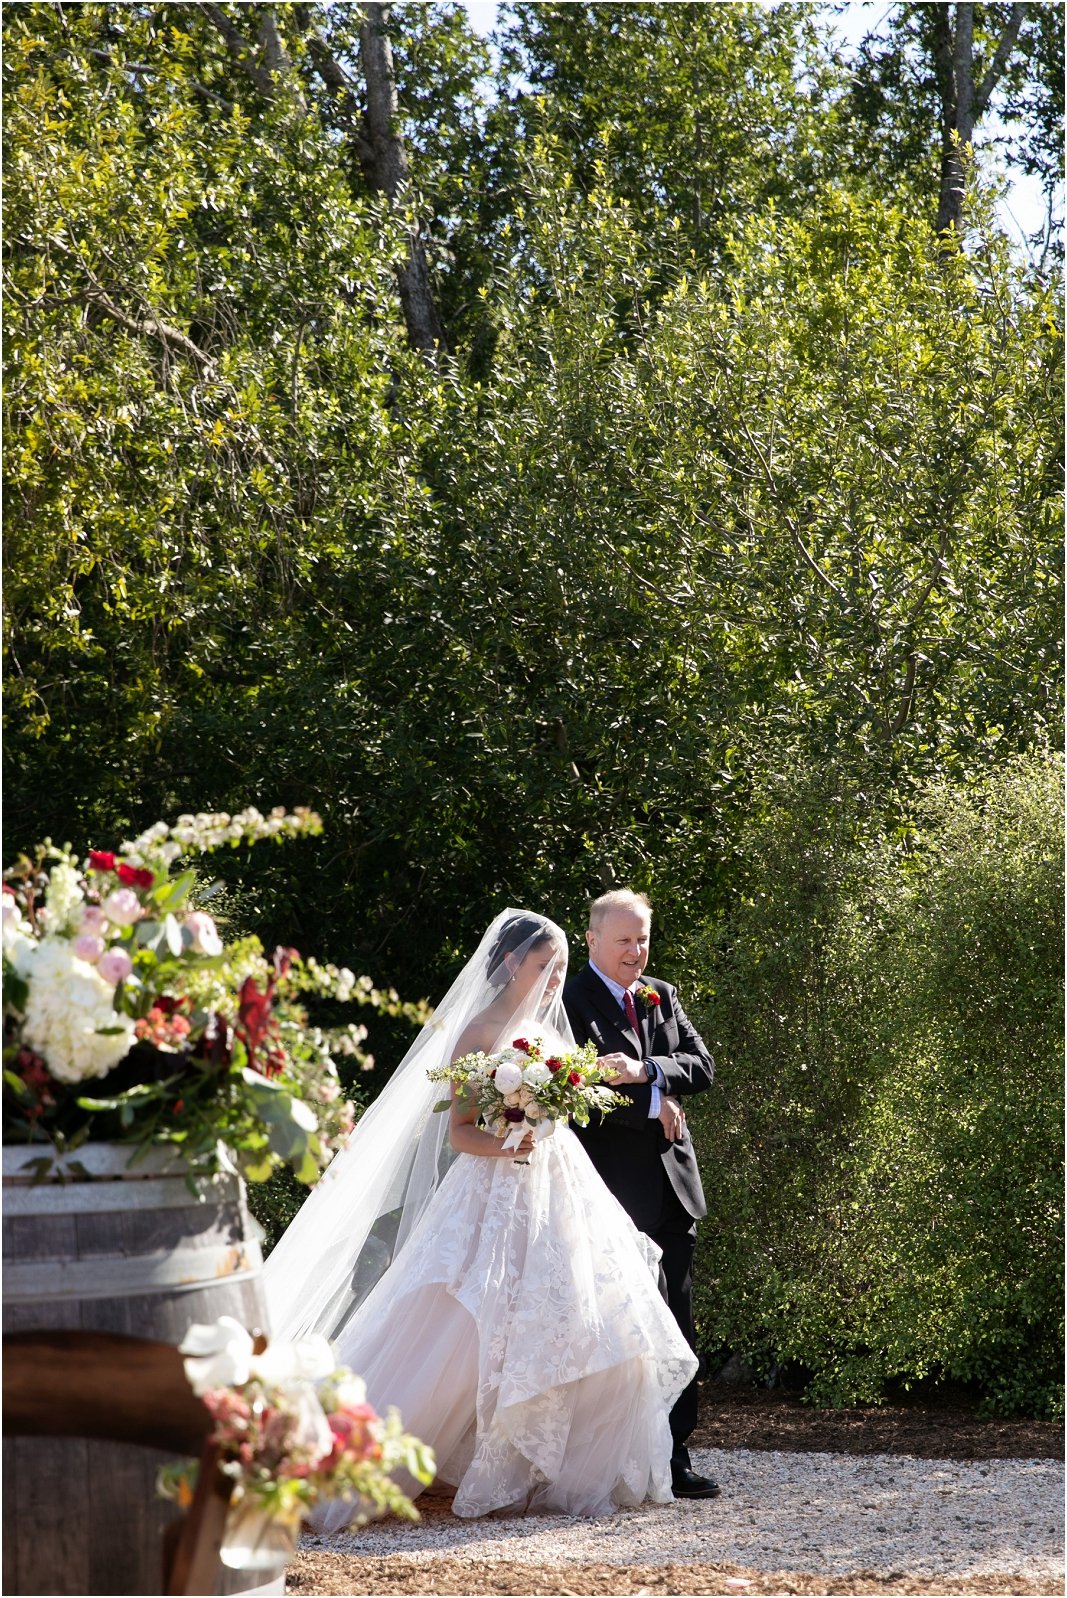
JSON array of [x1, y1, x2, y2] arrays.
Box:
[[2, 2, 1062, 1409], [686, 748, 1064, 1417]]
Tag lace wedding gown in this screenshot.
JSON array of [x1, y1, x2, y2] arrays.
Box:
[[319, 1121, 698, 1522]]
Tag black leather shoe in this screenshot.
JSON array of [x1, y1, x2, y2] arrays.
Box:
[[672, 1466, 721, 1499]]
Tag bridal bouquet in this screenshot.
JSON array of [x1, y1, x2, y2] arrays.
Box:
[[429, 1035, 627, 1153], [159, 1316, 434, 1561], [2, 808, 427, 1185]]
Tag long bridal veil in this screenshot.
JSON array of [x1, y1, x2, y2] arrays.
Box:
[[263, 909, 575, 1342]]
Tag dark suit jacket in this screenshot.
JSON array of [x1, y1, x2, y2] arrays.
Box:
[[563, 963, 713, 1232]]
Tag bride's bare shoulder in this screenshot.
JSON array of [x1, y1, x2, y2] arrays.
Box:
[[452, 1008, 499, 1062]]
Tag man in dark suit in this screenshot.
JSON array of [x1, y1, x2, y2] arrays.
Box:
[[563, 888, 719, 1499]]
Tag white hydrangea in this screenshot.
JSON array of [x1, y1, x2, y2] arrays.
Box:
[[2, 898, 36, 974], [19, 938, 137, 1084], [40, 861, 85, 935]]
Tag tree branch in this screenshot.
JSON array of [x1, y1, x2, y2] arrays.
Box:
[[59, 256, 215, 373], [974, 2, 1028, 117], [199, 2, 277, 98], [303, 33, 375, 166], [85, 45, 236, 111]]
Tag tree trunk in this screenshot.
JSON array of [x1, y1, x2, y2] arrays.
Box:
[[935, 2, 1029, 239], [202, 0, 446, 360], [357, 3, 448, 359]]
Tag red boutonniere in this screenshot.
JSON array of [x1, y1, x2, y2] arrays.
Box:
[[636, 985, 661, 1008]]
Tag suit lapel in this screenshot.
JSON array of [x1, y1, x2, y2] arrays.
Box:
[[581, 966, 641, 1055]]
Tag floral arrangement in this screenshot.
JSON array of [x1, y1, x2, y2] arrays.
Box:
[[428, 1035, 627, 1153], [635, 984, 661, 1009], [1, 807, 427, 1184], [159, 1316, 434, 1553]]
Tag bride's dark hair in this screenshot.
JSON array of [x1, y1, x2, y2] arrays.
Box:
[[486, 913, 556, 985]]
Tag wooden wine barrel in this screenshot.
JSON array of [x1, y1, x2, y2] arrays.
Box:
[[2, 1143, 283, 1597]]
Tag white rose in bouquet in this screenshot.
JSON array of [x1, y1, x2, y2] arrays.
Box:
[[522, 1061, 551, 1087], [493, 1060, 523, 1094], [19, 938, 137, 1083]]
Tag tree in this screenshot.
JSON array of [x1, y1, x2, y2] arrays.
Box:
[[841, 2, 1063, 247]]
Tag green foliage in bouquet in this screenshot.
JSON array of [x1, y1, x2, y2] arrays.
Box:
[[2, 808, 428, 1187], [428, 1034, 625, 1147]]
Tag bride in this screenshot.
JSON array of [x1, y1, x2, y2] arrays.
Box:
[[263, 909, 698, 1521]]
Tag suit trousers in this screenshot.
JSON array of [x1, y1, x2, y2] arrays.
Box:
[[652, 1177, 700, 1467]]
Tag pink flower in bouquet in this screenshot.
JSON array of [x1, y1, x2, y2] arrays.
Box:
[[80, 905, 108, 933], [102, 888, 143, 926], [135, 1004, 192, 1050], [185, 911, 223, 957], [74, 933, 105, 964], [325, 1403, 382, 1468], [98, 947, 133, 986]]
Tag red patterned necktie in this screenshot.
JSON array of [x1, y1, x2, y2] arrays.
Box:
[[623, 988, 640, 1035]]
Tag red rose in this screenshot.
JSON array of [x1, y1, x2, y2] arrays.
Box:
[[88, 850, 117, 872], [172, 1099, 185, 1115], [512, 1037, 530, 1052], [648, 992, 661, 1007], [568, 1070, 582, 1086], [546, 1057, 563, 1073], [117, 862, 154, 889]]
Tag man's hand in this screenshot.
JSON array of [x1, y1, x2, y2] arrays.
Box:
[[657, 1094, 686, 1142], [598, 1052, 647, 1086]]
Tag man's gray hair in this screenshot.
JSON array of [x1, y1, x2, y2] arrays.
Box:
[[588, 888, 653, 930]]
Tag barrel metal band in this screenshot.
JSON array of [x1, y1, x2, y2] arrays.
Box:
[[2, 1178, 240, 1217], [3, 1243, 264, 1301]]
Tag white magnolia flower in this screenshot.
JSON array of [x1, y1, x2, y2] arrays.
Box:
[[252, 1333, 335, 1387], [184, 911, 223, 957], [522, 1061, 551, 1087], [180, 1316, 254, 1394], [19, 938, 137, 1083], [333, 1373, 368, 1410], [494, 1060, 523, 1094]]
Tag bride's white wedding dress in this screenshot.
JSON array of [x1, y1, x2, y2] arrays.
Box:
[[265, 911, 699, 1525], [319, 1118, 697, 1522]]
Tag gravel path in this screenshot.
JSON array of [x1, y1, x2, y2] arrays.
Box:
[[301, 1446, 1064, 1585]]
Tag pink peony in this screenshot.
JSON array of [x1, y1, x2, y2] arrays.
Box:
[[98, 948, 133, 986], [102, 889, 143, 927], [73, 934, 105, 964], [80, 906, 108, 933]]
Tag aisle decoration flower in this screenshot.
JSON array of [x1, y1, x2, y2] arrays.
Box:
[[428, 1036, 627, 1152], [158, 1316, 434, 1566], [2, 808, 428, 1185]]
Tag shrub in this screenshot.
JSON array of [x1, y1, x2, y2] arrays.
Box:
[[687, 748, 1064, 1417]]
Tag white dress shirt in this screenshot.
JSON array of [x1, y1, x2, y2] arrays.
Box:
[[588, 960, 664, 1117]]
